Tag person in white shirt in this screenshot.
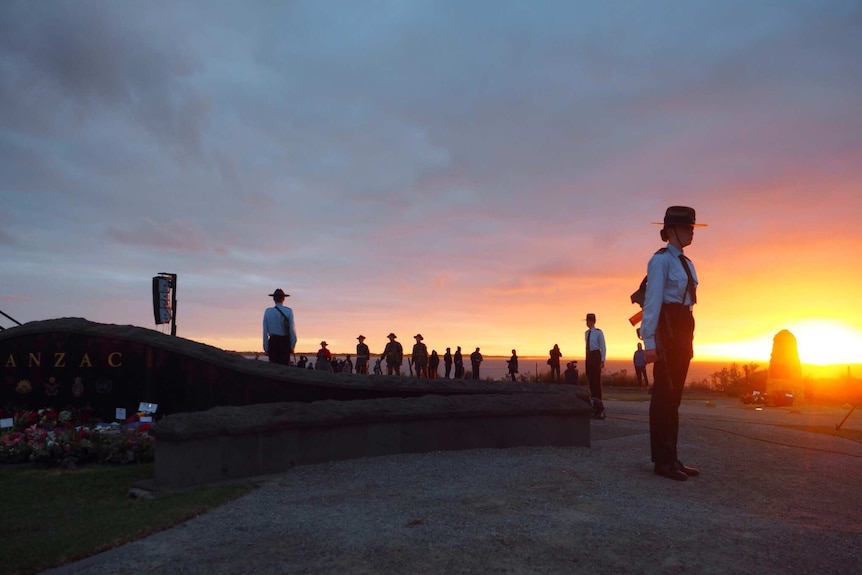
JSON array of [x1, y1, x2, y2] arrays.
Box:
[[641, 206, 706, 482], [262, 288, 296, 365], [585, 313, 606, 419]]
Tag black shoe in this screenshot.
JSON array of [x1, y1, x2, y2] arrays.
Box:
[[676, 460, 700, 477], [654, 463, 687, 481]]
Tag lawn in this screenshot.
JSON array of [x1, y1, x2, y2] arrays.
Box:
[[0, 463, 254, 575]]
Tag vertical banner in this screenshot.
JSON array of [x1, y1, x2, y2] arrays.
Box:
[[152, 276, 173, 325]]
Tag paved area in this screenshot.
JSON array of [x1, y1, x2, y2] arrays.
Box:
[[44, 396, 862, 574]]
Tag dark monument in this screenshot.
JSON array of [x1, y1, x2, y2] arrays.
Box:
[[1, 318, 592, 489], [769, 329, 802, 381]]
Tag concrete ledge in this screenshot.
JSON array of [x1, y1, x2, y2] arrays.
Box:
[[153, 392, 591, 489]]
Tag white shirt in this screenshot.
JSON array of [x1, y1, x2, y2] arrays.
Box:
[[640, 244, 698, 350], [585, 327, 607, 362], [262, 304, 297, 352]]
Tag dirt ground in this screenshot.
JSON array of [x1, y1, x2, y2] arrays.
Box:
[[44, 395, 862, 575]]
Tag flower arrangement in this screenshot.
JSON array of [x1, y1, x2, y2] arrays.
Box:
[[0, 407, 154, 467]]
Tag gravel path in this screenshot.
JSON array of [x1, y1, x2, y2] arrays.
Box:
[[45, 397, 862, 574]]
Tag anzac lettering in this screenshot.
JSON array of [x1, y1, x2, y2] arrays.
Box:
[[2, 351, 123, 369]]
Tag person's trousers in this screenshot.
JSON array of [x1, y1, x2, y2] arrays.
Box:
[[268, 335, 292, 365], [356, 358, 369, 374], [649, 303, 694, 464], [585, 350, 603, 399]]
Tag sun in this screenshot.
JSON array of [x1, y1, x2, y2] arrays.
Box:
[[783, 319, 862, 366]]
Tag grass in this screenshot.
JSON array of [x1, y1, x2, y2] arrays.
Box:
[[0, 463, 254, 575]]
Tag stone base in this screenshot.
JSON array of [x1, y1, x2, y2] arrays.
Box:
[[153, 392, 591, 489]]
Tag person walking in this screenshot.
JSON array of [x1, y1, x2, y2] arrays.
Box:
[[642, 206, 707, 481], [585, 313, 606, 419], [262, 288, 297, 366], [411, 334, 429, 378], [470, 347, 483, 379], [443, 347, 453, 379], [355, 335, 370, 374], [507, 349, 519, 382], [633, 342, 649, 390], [454, 346, 464, 379], [548, 344, 563, 382], [381, 333, 404, 376]]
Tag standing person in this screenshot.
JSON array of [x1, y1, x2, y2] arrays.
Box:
[[507, 349, 519, 382], [316, 341, 333, 372], [443, 347, 453, 379], [470, 347, 483, 379], [355, 335, 370, 374], [262, 288, 297, 366], [633, 342, 649, 390], [548, 344, 563, 382], [381, 333, 403, 376], [585, 313, 607, 419], [411, 334, 429, 378], [454, 346, 464, 379], [642, 206, 707, 482], [342, 355, 354, 374], [428, 350, 440, 379]]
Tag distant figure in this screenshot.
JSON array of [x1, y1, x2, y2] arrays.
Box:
[[507, 349, 519, 382], [428, 350, 440, 379], [356, 335, 370, 375], [454, 346, 464, 379], [412, 334, 429, 378], [470, 347, 483, 379], [641, 205, 706, 482], [373, 357, 383, 375], [443, 347, 453, 379], [633, 342, 649, 389], [316, 341, 333, 372], [382, 333, 403, 376], [564, 362, 578, 385], [296, 355, 308, 369], [548, 344, 563, 382], [342, 355, 353, 374], [262, 288, 297, 366], [585, 313, 606, 419]]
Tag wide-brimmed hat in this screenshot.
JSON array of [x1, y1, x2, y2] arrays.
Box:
[[586, 313, 596, 322], [357, 335, 365, 341], [268, 288, 289, 298], [652, 206, 707, 227], [320, 341, 328, 346], [414, 334, 423, 340], [387, 332, 397, 339]]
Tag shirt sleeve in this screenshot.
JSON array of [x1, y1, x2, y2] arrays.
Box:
[[597, 330, 607, 362], [262, 310, 270, 352], [285, 307, 297, 351], [641, 252, 668, 350]]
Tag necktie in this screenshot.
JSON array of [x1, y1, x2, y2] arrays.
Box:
[[678, 255, 697, 304], [585, 328, 591, 355]]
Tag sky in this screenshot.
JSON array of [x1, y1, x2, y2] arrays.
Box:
[[2, 0, 862, 368]]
